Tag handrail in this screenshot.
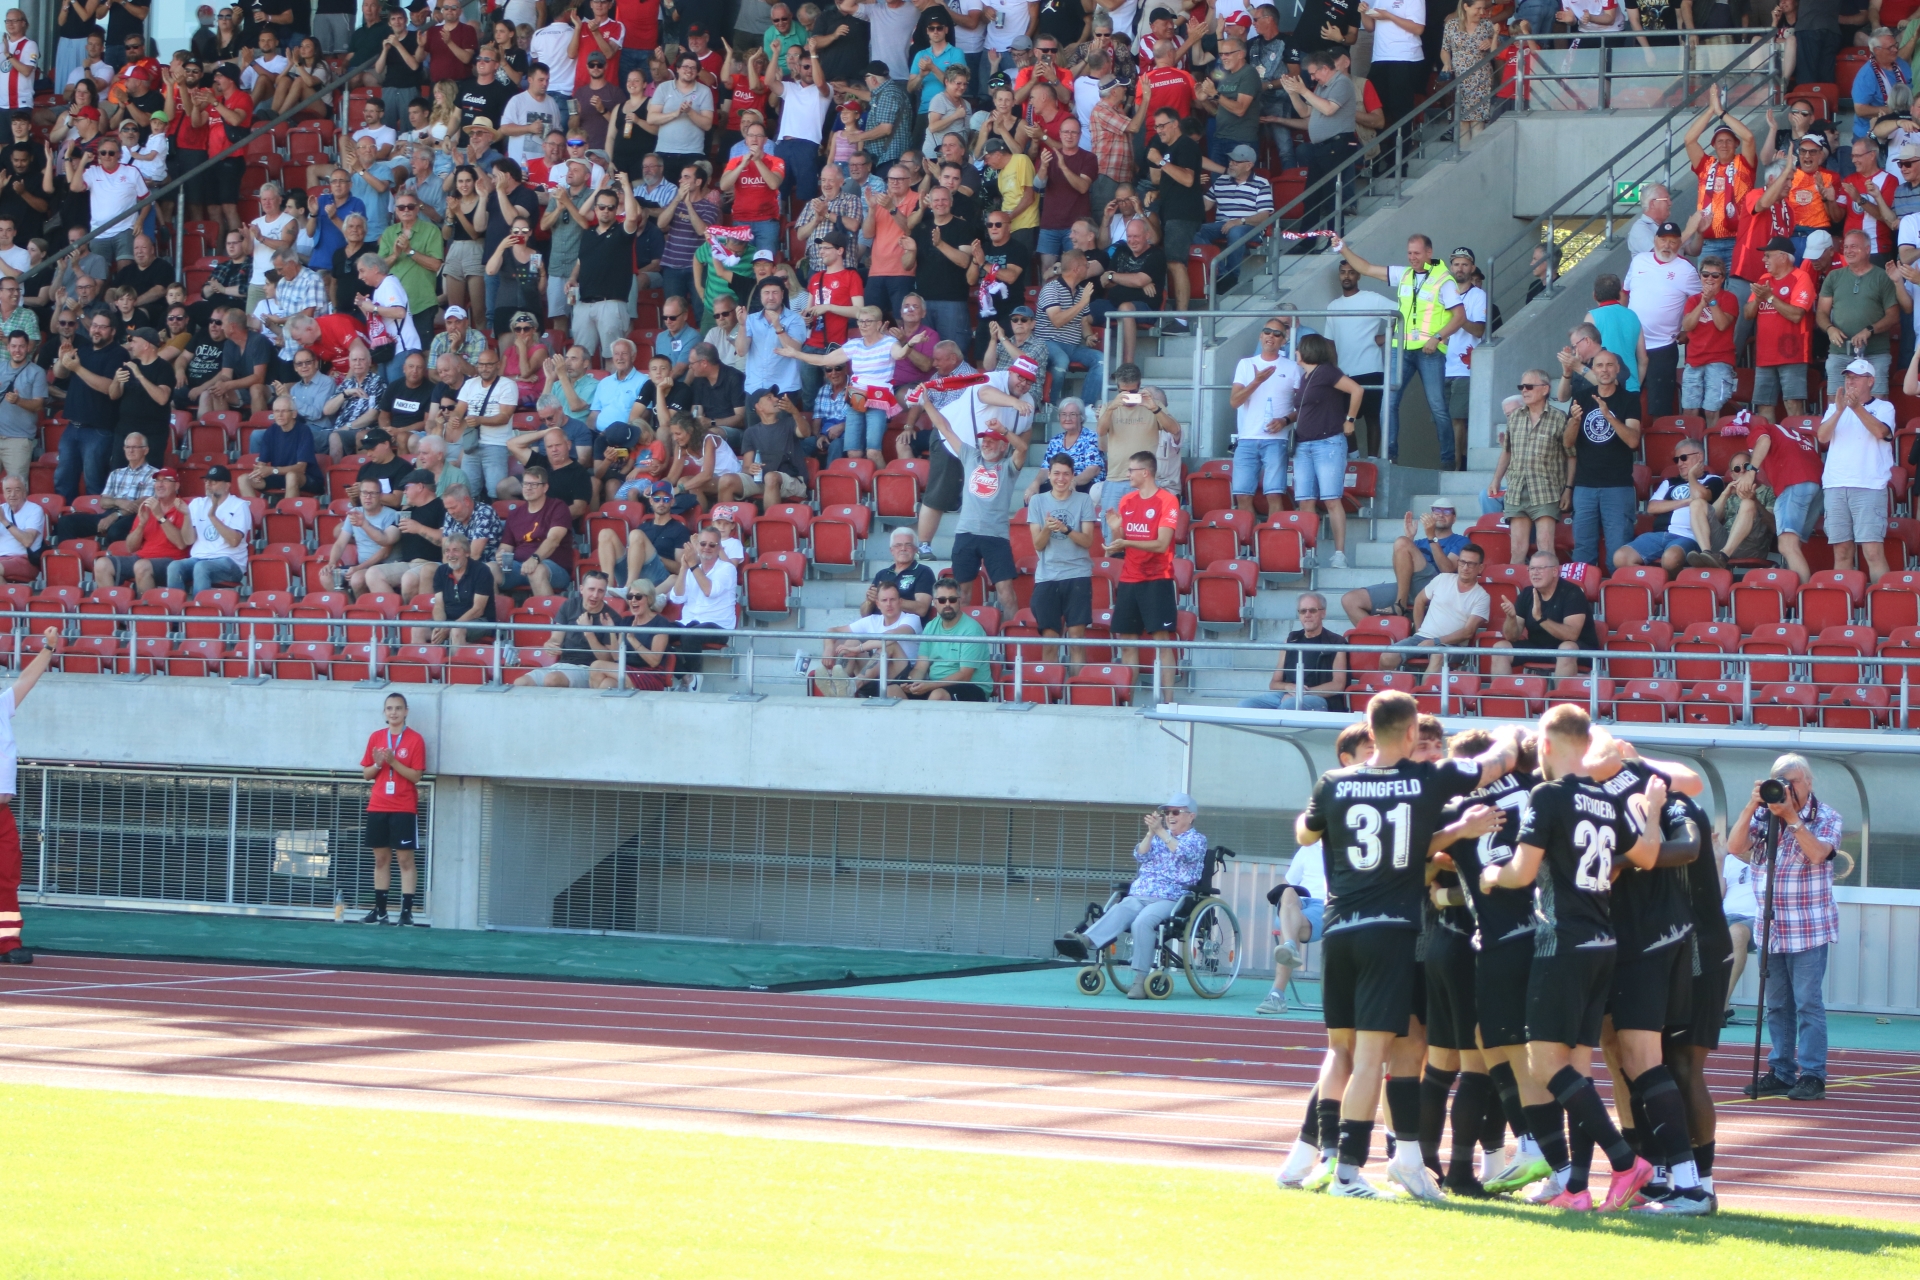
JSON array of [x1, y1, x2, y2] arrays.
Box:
[[54, 49, 379, 286], [13, 610, 1920, 726]]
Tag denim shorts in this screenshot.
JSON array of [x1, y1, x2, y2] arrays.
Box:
[[1628, 529, 1699, 560], [1037, 227, 1072, 255], [1825, 350, 1891, 398], [1753, 362, 1808, 405], [1292, 435, 1348, 502], [1773, 481, 1820, 539], [1680, 361, 1736, 412], [1823, 485, 1888, 545], [844, 405, 889, 454], [499, 556, 573, 590], [1232, 435, 1288, 495]]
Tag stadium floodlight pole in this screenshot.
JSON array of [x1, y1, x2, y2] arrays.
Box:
[[1748, 798, 1785, 1096]]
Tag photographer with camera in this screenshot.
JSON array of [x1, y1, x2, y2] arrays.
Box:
[[1725, 753, 1843, 1101], [1064, 793, 1209, 1000]]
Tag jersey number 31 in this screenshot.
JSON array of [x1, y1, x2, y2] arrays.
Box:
[[1345, 802, 1412, 871]]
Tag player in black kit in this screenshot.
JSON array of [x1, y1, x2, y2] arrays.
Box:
[[1293, 691, 1523, 1200], [1666, 789, 1732, 1212], [1483, 705, 1666, 1212]]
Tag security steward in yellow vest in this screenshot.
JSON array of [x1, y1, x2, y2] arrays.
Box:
[[1335, 234, 1468, 469]]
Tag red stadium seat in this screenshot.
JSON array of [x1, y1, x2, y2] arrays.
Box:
[[1869, 571, 1920, 637], [875, 460, 924, 523], [1346, 670, 1416, 713], [1603, 620, 1673, 681], [1346, 614, 1411, 672], [1672, 621, 1738, 683], [1602, 565, 1667, 627], [1681, 681, 1741, 725], [1664, 568, 1731, 629], [1191, 513, 1250, 567], [1799, 570, 1867, 632], [447, 644, 507, 685], [1254, 520, 1307, 584], [1415, 671, 1481, 716], [1065, 663, 1134, 705], [744, 558, 798, 622], [1003, 658, 1067, 704], [277, 640, 332, 680], [1820, 683, 1889, 729], [221, 638, 278, 678], [1186, 471, 1232, 519], [1808, 625, 1876, 688], [1551, 675, 1615, 713], [1479, 674, 1548, 719], [1614, 678, 1680, 723], [1194, 560, 1256, 631], [1733, 568, 1801, 633], [1753, 682, 1816, 726], [1741, 623, 1808, 684]]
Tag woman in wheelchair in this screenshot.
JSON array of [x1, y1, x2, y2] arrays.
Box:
[[1064, 792, 1209, 999]]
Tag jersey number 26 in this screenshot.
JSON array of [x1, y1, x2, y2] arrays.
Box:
[[1573, 820, 1616, 891], [1346, 802, 1412, 871]]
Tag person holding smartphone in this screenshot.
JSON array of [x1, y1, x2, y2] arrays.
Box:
[[484, 213, 546, 340], [1061, 794, 1209, 999]]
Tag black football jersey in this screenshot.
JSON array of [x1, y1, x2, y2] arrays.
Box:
[[1443, 769, 1541, 950], [1670, 792, 1731, 957], [1518, 774, 1648, 954], [1302, 757, 1484, 935], [1596, 762, 1695, 957]]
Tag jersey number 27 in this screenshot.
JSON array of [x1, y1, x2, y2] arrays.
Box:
[[1346, 802, 1412, 871]]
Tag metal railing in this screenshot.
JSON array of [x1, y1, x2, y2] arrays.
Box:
[[1513, 28, 1786, 114], [15, 609, 1920, 733], [1092, 308, 1404, 462]]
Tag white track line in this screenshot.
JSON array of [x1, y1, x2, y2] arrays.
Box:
[[0, 970, 336, 998]]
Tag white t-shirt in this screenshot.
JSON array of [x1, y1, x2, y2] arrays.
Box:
[[501, 91, 564, 165], [937, 369, 1031, 455], [983, 0, 1032, 53], [457, 375, 518, 445], [846, 609, 924, 660], [0, 686, 15, 798], [0, 499, 44, 558], [0, 245, 27, 277], [1417, 572, 1489, 641], [372, 273, 419, 352], [188, 494, 252, 566], [528, 21, 577, 95], [1566, 0, 1626, 30], [1444, 284, 1487, 378], [861, 1, 920, 78], [0, 38, 39, 112], [1286, 840, 1328, 899], [1369, 0, 1427, 63], [65, 60, 111, 90], [128, 134, 169, 185], [241, 52, 289, 92], [1625, 250, 1701, 349], [1323, 289, 1397, 377], [777, 79, 831, 144], [1233, 353, 1303, 438], [250, 212, 295, 283], [83, 162, 149, 239], [947, 0, 988, 54], [1072, 74, 1101, 137], [1823, 398, 1895, 490], [353, 123, 398, 153], [1722, 856, 1757, 919], [668, 557, 739, 627], [1651, 475, 1715, 537]]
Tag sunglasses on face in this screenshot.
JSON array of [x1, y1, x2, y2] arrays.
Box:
[[1700, 271, 1724, 279], [1674, 452, 1699, 463], [1262, 328, 1285, 337], [1729, 463, 1750, 473], [1516, 381, 1543, 390]]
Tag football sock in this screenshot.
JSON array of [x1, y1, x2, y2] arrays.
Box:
[[1479, 1076, 1509, 1154], [1550, 1066, 1636, 1174], [401, 892, 415, 914], [1298, 1087, 1321, 1147], [1626, 1077, 1650, 1159], [1336, 1119, 1373, 1176], [1420, 1066, 1457, 1174], [1694, 1141, 1716, 1177], [1524, 1101, 1569, 1173], [1635, 1065, 1702, 1189], [373, 889, 388, 914], [1317, 1096, 1343, 1161], [1565, 1127, 1595, 1194], [1449, 1072, 1490, 1177], [1489, 1060, 1532, 1140], [1384, 1077, 1423, 1149]]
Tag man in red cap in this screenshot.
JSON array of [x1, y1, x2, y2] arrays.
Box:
[[923, 383, 1029, 618]]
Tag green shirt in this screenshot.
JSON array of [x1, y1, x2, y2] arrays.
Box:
[[377, 219, 447, 317], [1209, 64, 1263, 142], [1819, 263, 1901, 356], [695, 242, 740, 323], [920, 614, 991, 689], [435, 463, 471, 498], [764, 22, 806, 68]]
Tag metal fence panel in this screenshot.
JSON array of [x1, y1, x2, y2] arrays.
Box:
[[22, 764, 432, 915]]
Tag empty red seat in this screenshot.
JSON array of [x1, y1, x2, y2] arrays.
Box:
[[1742, 623, 1809, 684], [1254, 519, 1308, 582], [1681, 681, 1741, 725], [1869, 571, 1920, 637], [1479, 674, 1547, 718], [1664, 567, 1732, 629], [1186, 472, 1231, 519], [277, 640, 332, 679], [817, 456, 876, 506], [1753, 682, 1816, 726], [1673, 621, 1738, 683], [1194, 560, 1256, 631], [1604, 620, 1673, 680], [1346, 670, 1416, 713], [1602, 565, 1668, 627], [1614, 678, 1679, 722], [1820, 683, 1889, 729], [1809, 625, 1876, 687], [222, 638, 278, 677], [1065, 663, 1133, 705], [1733, 568, 1801, 633], [1415, 671, 1481, 716], [1799, 570, 1867, 632]]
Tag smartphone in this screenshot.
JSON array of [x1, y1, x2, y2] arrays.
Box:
[[1123, 391, 1142, 405]]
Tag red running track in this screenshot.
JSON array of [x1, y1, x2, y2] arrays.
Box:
[[2, 955, 1918, 1220]]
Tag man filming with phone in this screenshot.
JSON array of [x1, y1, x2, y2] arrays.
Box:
[[1725, 754, 1843, 1102]]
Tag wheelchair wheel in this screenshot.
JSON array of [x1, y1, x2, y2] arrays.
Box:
[[1075, 966, 1105, 996], [1180, 897, 1243, 999], [1102, 932, 1134, 995], [1145, 970, 1175, 999]]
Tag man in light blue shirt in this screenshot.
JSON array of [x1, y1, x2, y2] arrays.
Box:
[[653, 300, 699, 378], [742, 285, 808, 393], [586, 339, 646, 432]]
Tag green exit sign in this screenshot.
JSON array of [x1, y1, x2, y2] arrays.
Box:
[[1616, 181, 1644, 204]]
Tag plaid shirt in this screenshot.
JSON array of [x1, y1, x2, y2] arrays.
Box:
[[0, 306, 38, 342], [430, 328, 489, 369], [332, 372, 386, 433], [446, 500, 505, 561], [1091, 102, 1136, 186], [864, 79, 910, 168], [274, 268, 331, 319], [1132, 828, 1208, 899], [1745, 796, 1843, 953], [636, 178, 678, 207], [1501, 402, 1573, 510], [101, 461, 157, 502], [813, 383, 848, 429], [808, 190, 867, 274]]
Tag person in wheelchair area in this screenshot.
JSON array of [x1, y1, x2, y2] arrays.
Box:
[[1258, 721, 1371, 1016], [1067, 793, 1210, 999]]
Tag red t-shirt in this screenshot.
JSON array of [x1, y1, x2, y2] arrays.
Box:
[[807, 268, 863, 346], [424, 21, 479, 86], [723, 152, 785, 224], [362, 726, 428, 813], [308, 312, 367, 375], [1117, 487, 1179, 583], [616, 0, 660, 51], [213, 90, 254, 151], [1682, 290, 1737, 368], [1842, 169, 1897, 254], [729, 74, 768, 128], [1753, 266, 1816, 368], [1363, 79, 1381, 114], [1140, 67, 1195, 121], [1732, 187, 1794, 284], [575, 18, 625, 91], [133, 502, 187, 561], [1754, 416, 1826, 491], [169, 88, 211, 151]]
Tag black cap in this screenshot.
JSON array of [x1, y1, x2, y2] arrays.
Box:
[[401, 468, 435, 488], [821, 227, 851, 251], [865, 59, 890, 78], [982, 136, 1011, 154], [1763, 235, 1797, 255], [360, 426, 392, 447], [129, 325, 161, 347], [1655, 220, 1683, 237], [204, 464, 232, 482], [599, 421, 641, 450]]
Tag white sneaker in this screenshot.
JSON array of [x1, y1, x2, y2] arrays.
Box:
[[1275, 1139, 1319, 1189], [1273, 940, 1304, 969], [1388, 1154, 1445, 1202], [1327, 1169, 1394, 1199], [1328, 550, 1348, 569], [683, 674, 703, 692], [1480, 1148, 1512, 1188], [1254, 991, 1289, 1016]]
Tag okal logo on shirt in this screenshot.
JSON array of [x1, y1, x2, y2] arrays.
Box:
[[968, 465, 1001, 499]]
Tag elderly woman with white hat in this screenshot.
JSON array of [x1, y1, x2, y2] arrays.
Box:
[[1065, 793, 1209, 999]]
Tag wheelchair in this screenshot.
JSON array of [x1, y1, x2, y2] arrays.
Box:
[[1055, 845, 1244, 999]]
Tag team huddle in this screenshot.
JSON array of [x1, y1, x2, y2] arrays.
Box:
[[1275, 691, 1729, 1215]]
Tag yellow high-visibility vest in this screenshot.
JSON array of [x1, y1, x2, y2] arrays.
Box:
[[1397, 261, 1453, 348]]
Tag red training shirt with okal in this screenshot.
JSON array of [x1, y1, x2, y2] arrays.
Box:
[[362, 726, 427, 813]]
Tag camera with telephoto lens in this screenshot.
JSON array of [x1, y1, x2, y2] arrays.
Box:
[[1759, 777, 1788, 806]]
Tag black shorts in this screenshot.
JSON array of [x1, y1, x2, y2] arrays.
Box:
[[213, 154, 245, 205], [1112, 578, 1177, 635], [1526, 944, 1615, 1048], [1688, 940, 1735, 1052], [1321, 927, 1418, 1034], [1424, 927, 1479, 1051], [1475, 935, 1535, 1049], [924, 444, 963, 512], [1410, 956, 1427, 1027], [1609, 938, 1694, 1034], [364, 809, 418, 850], [950, 533, 1016, 588], [1031, 576, 1093, 632], [174, 148, 210, 205], [903, 681, 990, 701]]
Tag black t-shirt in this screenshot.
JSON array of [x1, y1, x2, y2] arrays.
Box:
[[1569, 387, 1641, 490], [68, 339, 127, 429], [184, 334, 226, 387], [1600, 761, 1694, 958], [331, 243, 369, 314], [394, 496, 446, 563], [913, 217, 977, 301], [117, 357, 175, 437], [813, 10, 871, 84], [382, 32, 427, 90], [1677, 792, 1730, 959], [357, 455, 412, 497], [742, 414, 805, 476], [555, 597, 617, 665], [529, 455, 592, 510], [1443, 769, 1542, 951], [1036, 0, 1085, 45], [872, 560, 938, 604], [1300, 757, 1483, 935], [1517, 774, 1647, 952], [455, 77, 515, 129], [690, 365, 746, 424], [576, 225, 636, 304], [980, 235, 1032, 326], [1106, 242, 1166, 306], [428, 379, 462, 421], [1292, 0, 1361, 54], [483, 185, 541, 258], [380, 379, 431, 430], [1154, 135, 1207, 223], [1515, 580, 1597, 652], [117, 259, 174, 322], [1283, 626, 1346, 712], [223, 332, 274, 381], [433, 559, 495, 622], [637, 516, 691, 563]]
